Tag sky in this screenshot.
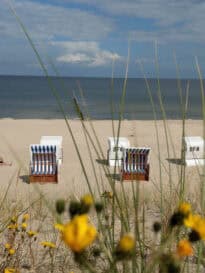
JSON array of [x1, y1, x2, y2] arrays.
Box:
[[1, 0, 205, 78]]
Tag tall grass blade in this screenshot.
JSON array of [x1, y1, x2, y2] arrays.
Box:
[[8, 3, 93, 198]]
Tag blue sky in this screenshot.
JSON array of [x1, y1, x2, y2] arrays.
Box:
[[1, 0, 205, 78]]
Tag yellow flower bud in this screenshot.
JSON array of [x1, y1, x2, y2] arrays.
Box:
[[4, 243, 11, 250], [8, 248, 15, 255], [117, 233, 135, 253], [40, 241, 56, 248], [7, 224, 18, 230], [22, 213, 29, 222], [21, 222, 27, 231], [27, 230, 37, 237], [81, 194, 94, 207]]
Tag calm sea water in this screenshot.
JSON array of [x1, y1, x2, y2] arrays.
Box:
[[0, 76, 203, 119]]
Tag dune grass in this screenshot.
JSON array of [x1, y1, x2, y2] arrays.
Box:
[[1, 2, 205, 273]]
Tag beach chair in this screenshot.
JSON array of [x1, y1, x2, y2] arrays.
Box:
[[29, 145, 58, 183], [121, 147, 151, 181], [107, 137, 130, 167], [183, 136, 204, 166], [40, 136, 63, 165]]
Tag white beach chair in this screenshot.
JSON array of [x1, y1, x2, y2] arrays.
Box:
[[107, 137, 130, 167], [183, 136, 205, 166]]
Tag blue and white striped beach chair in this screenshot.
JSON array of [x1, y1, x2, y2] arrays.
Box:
[[29, 144, 58, 183], [121, 147, 150, 181]]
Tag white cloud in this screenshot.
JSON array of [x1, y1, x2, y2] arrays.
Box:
[[3, 0, 205, 47], [57, 53, 91, 63], [63, 0, 203, 22], [61, 0, 205, 43], [0, 0, 113, 42], [53, 41, 122, 66], [1, 0, 205, 76]]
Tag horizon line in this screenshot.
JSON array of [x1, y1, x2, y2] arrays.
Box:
[[0, 74, 203, 80]]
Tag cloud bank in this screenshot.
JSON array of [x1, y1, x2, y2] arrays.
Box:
[[1, 0, 205, 76], [53, 41, 121, 66]]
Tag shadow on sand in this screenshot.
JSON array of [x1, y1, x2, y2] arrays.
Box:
[[96, 159, 108, 166], [19, 175, 30, 184], [167, 158, 184, 166], [106, 173, 121, 181]]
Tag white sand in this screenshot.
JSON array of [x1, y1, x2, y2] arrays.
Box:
[[0, 119, 203, 204]]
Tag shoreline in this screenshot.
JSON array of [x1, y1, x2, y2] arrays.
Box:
[[0, 118, 203, 121]]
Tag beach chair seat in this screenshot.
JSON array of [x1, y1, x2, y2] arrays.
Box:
[[107, 137, 130, 167], [121, 147, 150, 181], [29, 144, 58, 183]]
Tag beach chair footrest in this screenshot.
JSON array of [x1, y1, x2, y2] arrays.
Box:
[[121, 165, 149, 181], [29, 174, 58, 183]]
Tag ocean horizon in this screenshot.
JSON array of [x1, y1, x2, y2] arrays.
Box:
[[0, 75, 203, 120]]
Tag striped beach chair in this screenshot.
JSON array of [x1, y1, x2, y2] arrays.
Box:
[[29, 144, 58, 183], [121, 147, 151, 181], [40, 136, 63, 165]]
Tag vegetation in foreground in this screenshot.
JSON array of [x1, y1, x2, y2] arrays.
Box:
[[1, 188, 205, 272], [2, 3, 205, 272]]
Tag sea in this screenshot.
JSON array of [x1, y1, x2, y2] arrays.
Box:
[[0, 75, 203, 120]]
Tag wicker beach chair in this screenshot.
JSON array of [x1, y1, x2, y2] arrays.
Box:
[[121, 147, 151, 181], [29, 145, 58, 183], [40, 136, 63, 165]]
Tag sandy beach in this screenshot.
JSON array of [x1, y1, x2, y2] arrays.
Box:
[[0, 118, 203, 204]]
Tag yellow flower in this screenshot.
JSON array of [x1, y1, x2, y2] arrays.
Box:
[[177, 239, 193, 258], [22, 213, 29, 222], [177, 239, 193, 257], [8, 248, 15, 255], [4, 243, 11, 250], [81, 194, 93, 206], [27, 230, 37, 237], [184, 214, 201, 229], [195, 218, 205, 240], [40, 241, 56, 248], [54, 223, 65, 232], [21, 222, 27, 231], [4, 268, 17, 273], [178, 202, 191, 216], [7, 224, 18, 230], [117, 233, 135, 252], [184, 213, 205, 241], [61, 214, 97, 252]]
